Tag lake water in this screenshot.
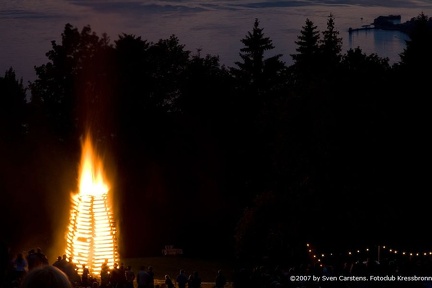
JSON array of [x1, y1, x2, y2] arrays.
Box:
[[1, 0, 431, 84]]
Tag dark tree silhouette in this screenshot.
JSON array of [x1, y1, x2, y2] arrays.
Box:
[[398, 12, 432, 74], [112, 33, 193, 160], [0, 67, 28, 140], [392, 13, 432, 111], [319, 13, 343, 75], [29, 23, 112, 143], [387, 13, 432, 228], [145, 35, 191, 113], [113, 33, 151, 140], [234, 191, 307, 265], [227, 18, 288, 208], [231, 18, 286, 100], [112, 33, 240, 258], [392, 12, 432, 133], [4, 12, 432, 264], [180, 50, 233, 122], [289, 18, 321, 89]]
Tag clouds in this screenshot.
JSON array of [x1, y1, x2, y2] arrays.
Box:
[[67, 0, 208, 15], [2, 0, 430, 22], [65, 0, 432, 15], [0, 0, 87, 20]]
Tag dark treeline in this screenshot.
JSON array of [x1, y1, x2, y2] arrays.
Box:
[[1, 12, 432, 266]]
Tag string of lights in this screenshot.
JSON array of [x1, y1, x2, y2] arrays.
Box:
[[306, 243, 432, 266]]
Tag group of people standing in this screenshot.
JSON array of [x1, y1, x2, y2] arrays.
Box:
[[136, 265, 155, 288], [100, 261, 135, 288], [52, 254, 81, 285], [172, 268, 226, 288], [136, 266, 226, 288], [4, 247, 229, 288], [5, 247, 50, 287], [173, 269, 202, 288]]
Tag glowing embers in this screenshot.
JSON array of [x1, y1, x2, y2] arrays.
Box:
[[66, 134, 119, 276]]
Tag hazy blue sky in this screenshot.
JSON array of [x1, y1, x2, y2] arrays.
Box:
[[1, 0, 431, 83]]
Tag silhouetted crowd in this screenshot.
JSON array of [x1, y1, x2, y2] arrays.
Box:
[[229, 256, 432, 288], [0, 247, 225, 288], [2, 248, 50, 288], [3, 246, 432, 288]]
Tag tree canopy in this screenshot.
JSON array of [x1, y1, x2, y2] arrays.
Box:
[[1, 13, 432, 263]]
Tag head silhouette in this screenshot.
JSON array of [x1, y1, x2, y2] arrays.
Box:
[[20, 265, 72, 288]]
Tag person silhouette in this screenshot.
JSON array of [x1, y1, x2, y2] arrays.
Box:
[[215, 270, 227, 288], [176, 269, 188, 288], [165, 274, 174, 288]]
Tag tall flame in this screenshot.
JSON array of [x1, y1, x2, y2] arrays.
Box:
[[66, 133, 119, 276]]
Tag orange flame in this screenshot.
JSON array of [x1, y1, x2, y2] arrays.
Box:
[[66, 133, 119, 276]]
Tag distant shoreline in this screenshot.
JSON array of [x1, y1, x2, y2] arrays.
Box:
[[348, 14, 431, 34]]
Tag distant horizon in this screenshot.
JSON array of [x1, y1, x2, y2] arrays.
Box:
[[1, 0, 431, 84]]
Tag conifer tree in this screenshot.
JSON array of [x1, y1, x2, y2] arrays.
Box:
[[229, 18, 286, 206], [291, 18, 320, 67], [289, 18, 321, 88], [319, 13, 343, 73], [231, 18, 285, 96]]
